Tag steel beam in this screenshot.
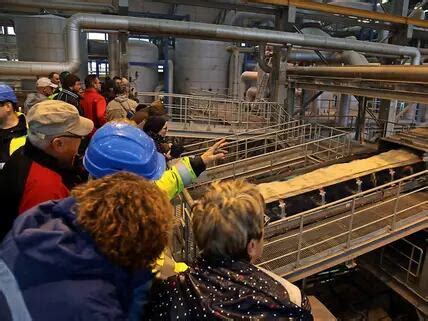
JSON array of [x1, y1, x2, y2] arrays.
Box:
[[249, 0, 428, 29], [290, 80, 428, 105]]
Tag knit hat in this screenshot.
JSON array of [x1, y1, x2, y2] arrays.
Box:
[[143, 116, 167, 135]]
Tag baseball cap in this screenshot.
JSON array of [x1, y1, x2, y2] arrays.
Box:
[[27, 100, 94, 139], [36, 77, 58, 88]]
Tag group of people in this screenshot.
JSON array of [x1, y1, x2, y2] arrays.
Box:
[[0, 71, 313, 320]]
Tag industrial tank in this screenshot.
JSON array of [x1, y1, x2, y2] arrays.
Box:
[[14, 14, 87, 87], [128, 40, 159, 98], [175, 39, 230, 95]]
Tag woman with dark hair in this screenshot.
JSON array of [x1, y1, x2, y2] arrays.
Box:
[[142, 116, 183, 159]]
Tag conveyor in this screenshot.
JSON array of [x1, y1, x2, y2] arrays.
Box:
[[259, 149, 425, 224]]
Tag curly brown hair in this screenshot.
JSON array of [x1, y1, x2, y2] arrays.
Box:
[[71, 172, 173, 270]]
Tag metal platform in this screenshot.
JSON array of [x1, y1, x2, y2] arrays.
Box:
[[138, 92, 289, 137], [258, 170, 428, 282], [184, 121, 351, 189]]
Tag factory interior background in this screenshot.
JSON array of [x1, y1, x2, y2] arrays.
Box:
[[0, 0, 427, 320]]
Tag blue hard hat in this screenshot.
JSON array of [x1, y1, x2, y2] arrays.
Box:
[[83, 122, 166, 180], [0, 84, 17, 103]]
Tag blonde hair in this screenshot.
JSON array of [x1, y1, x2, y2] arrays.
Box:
[[72, 172, 173, 270], [192, 180, 265, 259]]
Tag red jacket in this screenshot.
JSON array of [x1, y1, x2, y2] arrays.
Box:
[[80, 88, 107, 135], [0, 142, 84, 240]]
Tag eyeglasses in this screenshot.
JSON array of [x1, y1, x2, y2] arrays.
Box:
[[52, 134, 84, 142], [263, 214, 271, 227]]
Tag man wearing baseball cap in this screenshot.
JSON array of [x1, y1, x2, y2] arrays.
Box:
[[0, 100, 93, 240], [23, 77, 58, 114]]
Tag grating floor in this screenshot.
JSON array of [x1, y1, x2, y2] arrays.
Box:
[[258, 190, 428, 277]]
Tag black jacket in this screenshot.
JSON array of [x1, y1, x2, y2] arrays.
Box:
[[145, 257, 313, 320], [0, 113, 27, 165], [55, 89, 84, 115]]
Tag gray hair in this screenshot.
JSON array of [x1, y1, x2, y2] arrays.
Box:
[[27, 131, 52, 150]]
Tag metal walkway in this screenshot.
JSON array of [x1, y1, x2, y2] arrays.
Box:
[[258, 171, 428, 282]]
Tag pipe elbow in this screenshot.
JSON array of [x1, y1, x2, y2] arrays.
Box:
[[258, 43, 272, 73]]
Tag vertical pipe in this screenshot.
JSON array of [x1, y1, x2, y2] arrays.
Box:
[[338, 94, 351, 127]]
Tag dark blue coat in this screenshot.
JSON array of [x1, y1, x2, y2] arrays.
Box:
[[0, 197, 152, 321]]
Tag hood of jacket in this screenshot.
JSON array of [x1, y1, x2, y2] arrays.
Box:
[[0, 113, 27, 142], [1, 197, 130, 287], [114, 94, 130, 103], [24, 93, 47, 109]]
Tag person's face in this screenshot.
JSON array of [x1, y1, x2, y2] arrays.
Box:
[[72, 81, 81, 93], [93, 78, 101, 92], [159, 121, 168, 137], [51, 73, 60, 86], [0, 101, 13, 123], [50, 134, 83, 168], [41, 86, 53, 97]]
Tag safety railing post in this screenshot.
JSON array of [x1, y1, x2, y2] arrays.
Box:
[[406, 246, 415, 284], [391, 181, 403, 231], [295, 214, 305, 268], [346, 198, 357, 249]]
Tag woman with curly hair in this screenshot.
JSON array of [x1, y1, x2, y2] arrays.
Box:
[[145, 179, 313, 320], [0, 172, 173, 321]]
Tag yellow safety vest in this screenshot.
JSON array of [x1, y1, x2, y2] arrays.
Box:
[[8, 112, 27, 156], [152, 156, 197, 274]]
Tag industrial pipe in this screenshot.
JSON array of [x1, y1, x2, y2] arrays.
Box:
[[249, 0, 428, 30], [0, 0, 116, 13], [0, 13, 421, 76], [258, 43, 273, 73], [287, 65, 428, 83]]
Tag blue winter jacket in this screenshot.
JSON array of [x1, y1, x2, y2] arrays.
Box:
[[0, 197, 153, 321]]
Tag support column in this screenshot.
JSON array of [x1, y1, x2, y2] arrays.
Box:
[[379, 99, 397, 137], [287, 87, 295, 116], [270, 8, 287, 102], [355, 96, 366, 142], [108, 32, 120, 78], [338, 94, 351, 127], [118, 31, 129, 77]]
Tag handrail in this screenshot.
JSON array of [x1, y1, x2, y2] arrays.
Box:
[[268, 169, 428, 228]]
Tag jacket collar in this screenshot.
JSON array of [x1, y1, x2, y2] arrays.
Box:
[[85, 88, 99, 94], [62, 89, 79, 99], [0, 113, 27, 141], [24, 140, 64, 174]]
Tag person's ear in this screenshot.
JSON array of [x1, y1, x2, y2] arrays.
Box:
[[5, 102, 13, 112], [51, 137, 65, 152], [247, 239, 258, 261]]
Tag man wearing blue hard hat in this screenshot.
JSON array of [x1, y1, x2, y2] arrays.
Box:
[[83, 121, 227, 200], [0, 84, 27, 170]]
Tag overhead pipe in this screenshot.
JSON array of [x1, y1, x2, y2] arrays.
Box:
[[248, 0, 428, 30], [0, 13, 421, 76], [0, 0, 116, 13], [287, 65, 428, 83]]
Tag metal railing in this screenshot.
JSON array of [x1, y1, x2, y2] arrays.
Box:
[[258, 170, 427, 274], [380, 238, 424, 285], [173, 168, 427, 271], [184, 122, 351, 187], [138, 92, 289, 130], [302, 114, 412, 141]]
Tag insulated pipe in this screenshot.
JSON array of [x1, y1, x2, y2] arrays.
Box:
[[249, 0, 428, 30], [287, 65, 428, 83], [0, 13, 421, 76], [258, 43, 273, 73], [0, 0, 116, 13], [240, 71, 258, 98]]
